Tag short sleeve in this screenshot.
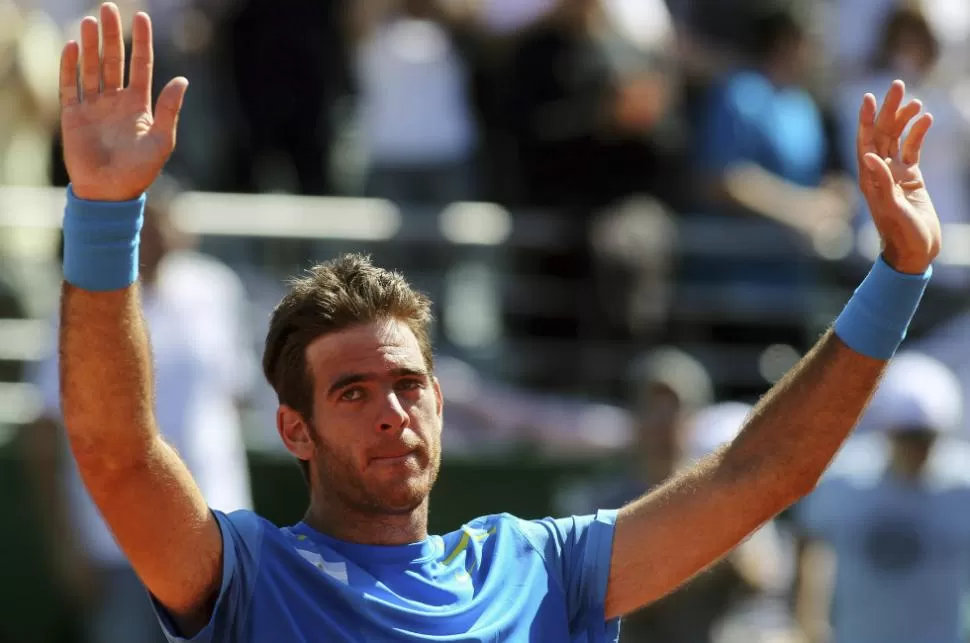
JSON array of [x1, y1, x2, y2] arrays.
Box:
[[697, 82, 752, 175], [152, 510, 264, 643], [517, 509, 619, 634]]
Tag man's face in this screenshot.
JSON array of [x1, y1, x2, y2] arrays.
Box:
[[304, 319, 443, 515]]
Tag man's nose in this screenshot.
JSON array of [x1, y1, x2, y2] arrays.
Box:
[[377, 392, 409, 432]]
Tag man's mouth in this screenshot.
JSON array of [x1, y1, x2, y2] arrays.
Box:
[[369, 449, 420, 466]]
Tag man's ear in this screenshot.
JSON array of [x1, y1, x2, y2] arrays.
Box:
[[433, 376, 444, 418], [278, 405, 315, 461]]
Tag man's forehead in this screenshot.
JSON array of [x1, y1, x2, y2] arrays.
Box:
[[306, 320, 424, 373]]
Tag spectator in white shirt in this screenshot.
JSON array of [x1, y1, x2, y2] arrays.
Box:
[[794, 351, 970, 643], [351, 0, 480, 206]]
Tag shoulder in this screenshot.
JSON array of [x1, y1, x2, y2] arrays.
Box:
[[215, 509, 321, 559], [464, 511, 618, 558], [215, 509, 276, 549], [214, 510, 335, 580]]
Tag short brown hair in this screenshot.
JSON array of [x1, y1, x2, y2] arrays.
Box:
[[262, 253, 435, 482]]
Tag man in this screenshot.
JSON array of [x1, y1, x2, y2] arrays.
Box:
[[24, 176, 255, 643], [794, 351, 970, 643], [55, 4, 939, 642]]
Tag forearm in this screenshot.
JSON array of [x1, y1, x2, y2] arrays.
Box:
[[60, 283, 158, 471], [718, 330, 882, 506], [720, 162, 818, 227]]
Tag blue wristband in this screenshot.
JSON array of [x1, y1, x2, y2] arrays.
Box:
[[62, 185, 146, 291], [834, 256, 932, 360]]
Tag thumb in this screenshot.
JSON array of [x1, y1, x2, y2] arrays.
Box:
[[151, 77, 189, 150]]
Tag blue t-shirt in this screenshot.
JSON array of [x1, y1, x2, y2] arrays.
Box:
[[690, 69, 827, 289], [795, 434, 970, 643], [697, 70, 827, 188], [152, 509, 620, 642]]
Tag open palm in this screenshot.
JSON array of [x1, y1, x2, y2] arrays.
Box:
[[60, 3, 187, 202], [856, 81, 940, 275]]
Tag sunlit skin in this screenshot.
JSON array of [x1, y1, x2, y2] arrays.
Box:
[[277, 319, 444, 546]]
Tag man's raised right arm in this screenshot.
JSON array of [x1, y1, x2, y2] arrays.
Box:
[[57, 3, 219, 635]]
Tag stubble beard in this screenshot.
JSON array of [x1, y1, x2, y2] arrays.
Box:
[[316, 440, 442, 517]]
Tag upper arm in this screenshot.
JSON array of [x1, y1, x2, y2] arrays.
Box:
[[152, 510, 264, 643], [81, 437, 225, 636], [605, 452, 776, 619], [517, 511, 619, 633], [45, 295, 227, 633]]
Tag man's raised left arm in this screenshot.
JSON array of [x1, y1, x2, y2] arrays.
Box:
[[604, 79, 939, 619]]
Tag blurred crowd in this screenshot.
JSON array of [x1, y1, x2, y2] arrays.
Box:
[[3, 0, 970, 642], [5, 0, 970, 381]]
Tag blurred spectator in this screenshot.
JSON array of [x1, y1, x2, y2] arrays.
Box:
[[476, 0, 555, 35], [21, 177, 255, 643], [503, 0, 689, 211], [821, 0, 901, 77], [558, 348, 798, 643], [226, 0, 352, 195], [835, 5, 970, 328], [686, 6, 852, 355], [350, 0, 480, 206], [793, 352, 970, 643], [0, 1, 61, 186], [664, 0, 765, 84], [695, 7, 852, 242], [589, 195, 677, 345], [822, 0, 970, 78], [143, 0, 236, 191]]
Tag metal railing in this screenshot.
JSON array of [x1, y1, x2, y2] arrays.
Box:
[[1, 186, 966, 429]]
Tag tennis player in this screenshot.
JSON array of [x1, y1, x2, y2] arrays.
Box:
[[56, 4, 941, 642]]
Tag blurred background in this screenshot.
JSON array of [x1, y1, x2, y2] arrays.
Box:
[[2, 0, 970, 641]]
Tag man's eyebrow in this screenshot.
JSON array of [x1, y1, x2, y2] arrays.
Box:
[[326, 368, 430, 397]]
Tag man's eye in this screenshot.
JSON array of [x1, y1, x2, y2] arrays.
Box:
[[340, 388, 364, 401], [397, 379, 423, 391]]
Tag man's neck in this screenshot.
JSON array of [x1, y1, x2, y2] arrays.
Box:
[[302, 497, 430, 546]]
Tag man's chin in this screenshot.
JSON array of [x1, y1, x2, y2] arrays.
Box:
[[369, 478, 432, 514]]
